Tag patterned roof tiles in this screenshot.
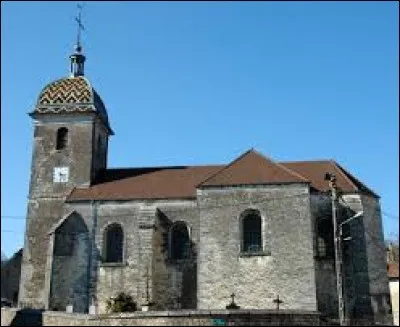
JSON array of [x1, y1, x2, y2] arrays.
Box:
[[31, 76, 113, 134]]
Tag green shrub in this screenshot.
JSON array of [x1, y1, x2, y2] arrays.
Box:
[[106, 292, 137, 313]]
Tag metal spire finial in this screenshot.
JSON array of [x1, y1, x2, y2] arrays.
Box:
[[69, 2, 86, 76], [75, 2, 85, 52]]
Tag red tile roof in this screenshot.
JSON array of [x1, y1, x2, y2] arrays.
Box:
[[281, 160, 378, 197], [67, 149, 378, 201], [68, 165, 223, 201], [198, 150, 308, 187]]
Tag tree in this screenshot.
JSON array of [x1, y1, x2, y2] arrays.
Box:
[[385, 239, 399, 263]]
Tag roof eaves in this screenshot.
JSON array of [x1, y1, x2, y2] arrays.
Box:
[[198, 181, 310, 189], [66, 195, 198, 202]]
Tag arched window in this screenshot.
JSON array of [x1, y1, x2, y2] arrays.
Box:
[[103, 223, 124, 263], [170, 222, 190, 259], [56, 127, 68, 150], [241, 209, 262, 253]]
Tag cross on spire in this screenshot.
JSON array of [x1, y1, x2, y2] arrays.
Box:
[[75, 3, 85, 51], [69, 2, 86, 76]]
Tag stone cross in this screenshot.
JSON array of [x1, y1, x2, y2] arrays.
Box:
[[226, 292, 240, 309], [273, 294, 283, 310]]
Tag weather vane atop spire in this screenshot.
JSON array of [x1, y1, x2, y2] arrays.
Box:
[[75, 2, 85, 52], [70, 2, 86, 76]]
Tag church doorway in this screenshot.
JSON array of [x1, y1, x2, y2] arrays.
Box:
[[49, 212, 90, 313]]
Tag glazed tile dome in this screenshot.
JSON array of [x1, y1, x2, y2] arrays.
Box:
[[31, 76, 113, 134]]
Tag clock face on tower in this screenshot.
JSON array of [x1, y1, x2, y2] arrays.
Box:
[[53, 167, 69, 183]]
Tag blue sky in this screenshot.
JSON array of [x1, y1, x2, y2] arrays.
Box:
[[1, 1, 398, 257]]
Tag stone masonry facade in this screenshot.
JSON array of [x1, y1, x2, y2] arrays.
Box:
[[17, 44, 391, 325]]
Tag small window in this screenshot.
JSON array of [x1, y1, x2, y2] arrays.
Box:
[[170, 222, 190, 259], [241, 210, 262, 253], [56, 127, 68, 150], [103, 223, 124, 263]]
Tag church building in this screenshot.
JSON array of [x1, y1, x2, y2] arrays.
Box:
[[18, 38, 391, 324]]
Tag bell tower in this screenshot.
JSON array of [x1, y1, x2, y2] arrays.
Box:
[[18, 9, 113, 309]]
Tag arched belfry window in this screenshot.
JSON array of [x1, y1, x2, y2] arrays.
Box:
[[56, 127, 68, 150], [103, 223, 124, 263], [241, 209, 262, 253], [169, 222, 190, 259]]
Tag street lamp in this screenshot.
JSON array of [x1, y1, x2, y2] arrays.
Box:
[[339, 211, 363, 241]]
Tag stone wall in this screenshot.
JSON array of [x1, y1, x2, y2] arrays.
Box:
[[1, 308, 321, 326], [197, 184, 317, 310], [64, 199, 200, 313], [19, 114, 104, 310], [152, 205, 198, 310], [360, 194, 392, 322], [341, 194, 392, 324], [310, 194, 338, 318]]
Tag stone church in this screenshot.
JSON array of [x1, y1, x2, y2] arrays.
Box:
[[18, 42, 391, 324]]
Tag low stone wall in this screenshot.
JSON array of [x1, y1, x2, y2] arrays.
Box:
[[2, 308, 321, 326], [1, 308, 18, 326]]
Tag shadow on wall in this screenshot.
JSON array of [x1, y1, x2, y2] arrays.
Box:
[[10, 309, 43, 326]]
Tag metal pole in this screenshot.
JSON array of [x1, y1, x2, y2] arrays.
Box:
[[327, 174, 346, 326]]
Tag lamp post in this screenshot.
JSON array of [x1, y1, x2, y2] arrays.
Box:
[[325, 171, 363, 326], [325, 173, 345, 326]]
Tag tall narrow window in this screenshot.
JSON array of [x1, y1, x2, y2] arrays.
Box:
[[241, 210, 262, 253], [170, 222, 190, 259], [56, 127, 68, 150], [103, 223, 123, 263]]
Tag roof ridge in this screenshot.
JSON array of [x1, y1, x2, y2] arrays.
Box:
[[196, 149, 254, 187], [197, 149, 309, 187]]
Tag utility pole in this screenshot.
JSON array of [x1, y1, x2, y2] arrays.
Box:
[[325, 173, 346, 326]]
